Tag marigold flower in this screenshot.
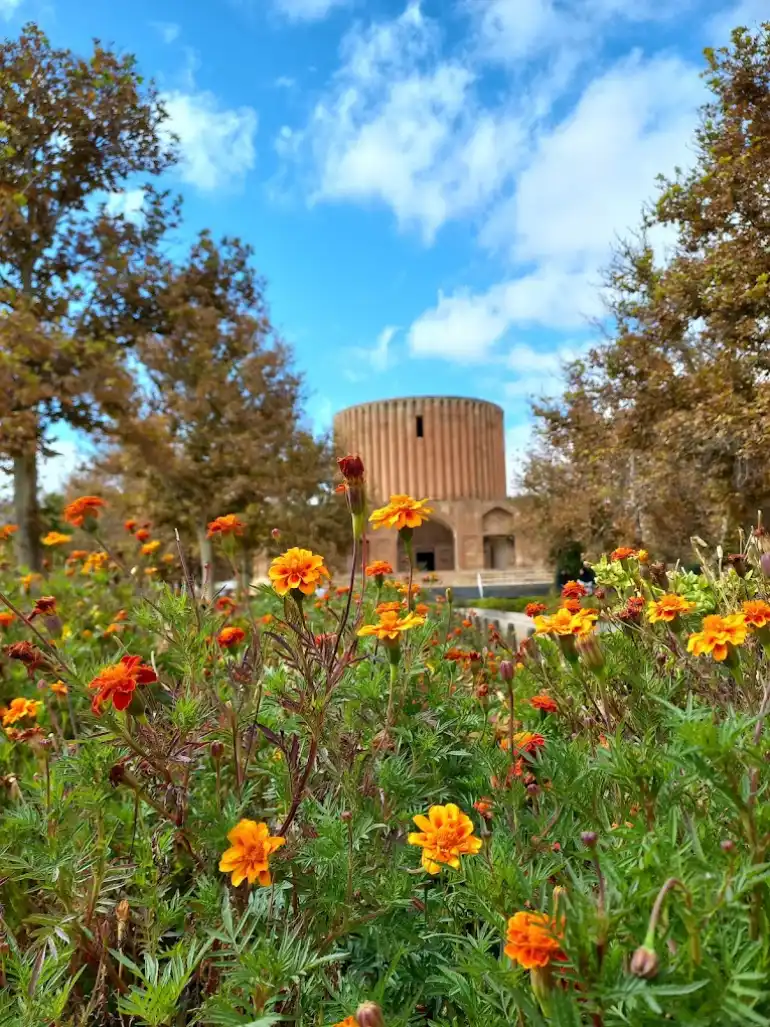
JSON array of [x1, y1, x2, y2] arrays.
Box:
[[369, 494, 432, 532], [534, 608, 597, 638], [218, 819, 285, 887], [124, 519, 137, 532], [504, 911, 564, 969], [269, 547, 330, 597], [473, 798, 493, 820], [134, 528, 151, 543], [215, 595, 237, 613], [103, 622, 124, 636], [530, 695, 558, 713], [88, 654, 157, 716], [114, 609, 128, 622], [687, 614, 748, 662], [742, 600, 770, 629], [561, 580, 586, 600], [414, 602, 430, 616], [50, 680, 69, 697], [332, 1018, 357, 1027], [82, 551, 108, 575], [525, 602, 547, 618], [636, 549, 649, 564], [0, 611, 15, 628], [19, 572, 41, 591], [162, 552, 175, 564], [561, 597, 582, 614], [218, 625, 246, 648], [42, 531, 72, 547], [67, 550, 89, 562], [647, 593, 696, 624], [365, 560, 394, 578], [1, 697, 43, 727], [501, 730, 546, 754], [611, 547, 637, 562], [407, 803, 482, 874], [260, 613, 273, 625], [29, 596, 56, 620], [63, 496, 105, 528], [4, 641, 49, 676], [0, 524, 18, 541], [207, 514, 245, 539], [140, 540, 161, 556], [358, 610, 424, 642], [395, 581, 421, 597]]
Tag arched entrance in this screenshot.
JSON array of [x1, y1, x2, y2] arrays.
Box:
[[397, 518, 455, 573], [482, 507, 515, 570]]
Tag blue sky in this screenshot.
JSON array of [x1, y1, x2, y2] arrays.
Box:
[[2, 0, 767, 493]]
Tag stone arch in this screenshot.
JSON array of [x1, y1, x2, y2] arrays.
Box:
[[397, 514, 455, 573], [482, 506, 515, 570]]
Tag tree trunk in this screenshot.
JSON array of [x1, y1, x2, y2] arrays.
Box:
[[197, 522, 214, 601], [13, 448, 41, 571]]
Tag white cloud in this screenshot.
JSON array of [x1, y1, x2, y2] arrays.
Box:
[[152, 21, 181, 43], [275, 76, 297, 89], [272, 0, 351, 21], [162, 90, 257, 191], [348, 325, 399, 376], [708, 0, 769, 41], [283, 3, 524, 241], [105, 188, 145, 222], [0, 0, 22, 19]]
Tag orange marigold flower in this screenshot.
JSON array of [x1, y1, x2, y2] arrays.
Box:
[[269, 547, 330, 597], [414, 602, 430, 616], [260, 613, 273, 625], [369, 494, 432, 532], [366, 560, 394, 578], [63, 496, 105, 528], [207, 514, 245, 539], [219, 819, 285, 887], [140, 540, 161, 556], [407, 803, 482, 874], [647, 593, 695, 624], [687, 613, 748, 662], [358, 610, 424, 642], [134, 528, 151, 543], [0, 524, 18, 541], [395, 581, 421, 597], [42, 531, 72, 547], [1, 697, 43, 727], [103, 622, 124, 636], [0, 611, 15, 628], [218, 626, 246, 648], [561, 580, 586, 600], [501, 730, 546, 754], [376, 600, 403, 615], [114, 609, 128, 622], [332, 1018, 357, 1027], [50, 680, 69, 696], [215, 595, 237, 613], [82, 551, 108, 574], [124, 519, 137, 532], [742, 600, 770, 629], [636, 549, 650, 563], [335, 586, 350, 596], [162, 552, 175, 564], [88, 655, 157, 716], [525, 602, 547, 618], [67, 549, 89, 562], [473, 798, 493, 820], [611, 546, 637, 562], [530, 695, 558, 713], [504, 910, 564, 969], [561, 597, 582, 613]]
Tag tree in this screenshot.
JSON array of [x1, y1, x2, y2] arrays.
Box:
[[0, 23, 177, 569], [110, 233, 345, 593], [521, 21, 770, 559]]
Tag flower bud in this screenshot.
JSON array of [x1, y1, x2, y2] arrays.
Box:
[[720, 838, 735, 853], [581, 830, 598, 848], [499, 659, 515, 682], [630, 945, 659, 979], [577, 634, 605, 673], [761, 552, 770, 577], [341, 810, 353, 822], [338, 455, 367, 540], [445, 587, 454, 605], [210, 741, 224, 761], [726, 553, 747, 578], [356, 1002, 384, 1027], [271, 527, 281, 540]]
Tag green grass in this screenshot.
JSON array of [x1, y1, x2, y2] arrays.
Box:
[[453, 594, 552, 613]]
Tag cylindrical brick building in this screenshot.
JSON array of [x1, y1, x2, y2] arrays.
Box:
[[334, 396, 526, 576]]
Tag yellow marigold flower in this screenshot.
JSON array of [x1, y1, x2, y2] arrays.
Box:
[[369, 494, 432, 532], [42, 531, 72, 547], [140, 540, 161, 555], [636, 549, 650, 564], [19, 572, 41, 591], [218, 819, 285, 887], [268, 547, 330, 596], [82, 551, 108, 574], [534, 608, 597, 637], [742, 600, 770, 629], [1, 697, 43, 727], [358, 610, 424, 642], [408, 803, 482, 874], [647, 594, 695, 624], [162, 553, 175, 564], [50, 680, 69, 697], [687, 614, 748, 662]]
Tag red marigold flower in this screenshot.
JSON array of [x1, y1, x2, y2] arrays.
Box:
[[337, 454, 365, 485], [525, 602, 547, 618], [561, 597, 582, 614], [501, 730, 546, 755], [88, 654, 157, 716], [611, 546, 637, 562], [63, 496, 105, 528], [135, 528, 151, 543], [124, 519, 137, 532], [215, 595, 237, 613], [530, 695, 558, 713], [561, 580, 587, 600], [29, 596, 56, 620], [207, 514, 245, 539], [218, 626, 246, 648]]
